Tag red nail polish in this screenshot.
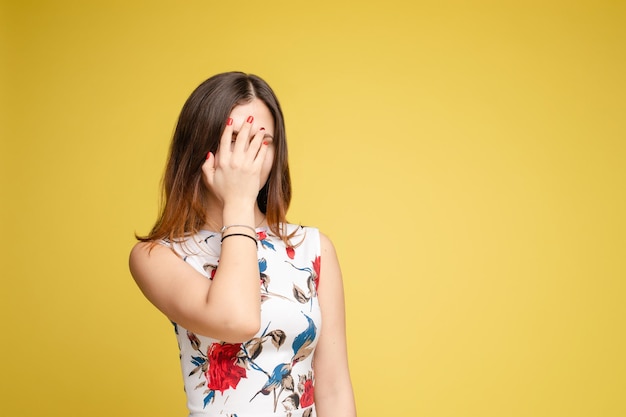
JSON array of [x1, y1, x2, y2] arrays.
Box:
[[263, 141, 269, 145], [206, 151, 211, 160], [226, 118, 233, 126], [246, 116, 254, 123], [259, 127, 265, 131]]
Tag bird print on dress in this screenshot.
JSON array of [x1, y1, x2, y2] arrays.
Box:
[[171, 226, 321, 416], [248, 312, 317, 412], [185, 313, 317, 413], [287, 256, 321, 312]]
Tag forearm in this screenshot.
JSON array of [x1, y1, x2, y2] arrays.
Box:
[[205, 205, 261, 341]]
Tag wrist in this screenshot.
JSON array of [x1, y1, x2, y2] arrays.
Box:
[[221, 203, 255, 228], [221, 224, 257, 234]]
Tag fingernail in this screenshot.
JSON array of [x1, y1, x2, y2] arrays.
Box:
[[259, 127, 265, 131], [263, 141, 269, 145], [246, 116, 254, 123], [206, 151, 212, 160], [226, 118, 233, 126]]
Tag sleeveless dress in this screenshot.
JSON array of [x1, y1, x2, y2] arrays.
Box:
[[164, 224, 322, 417]]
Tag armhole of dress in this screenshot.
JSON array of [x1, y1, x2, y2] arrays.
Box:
[[314, 227, 322, 291]]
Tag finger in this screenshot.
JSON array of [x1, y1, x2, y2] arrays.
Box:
[[233, 115, 254, 154], [245, 127, 266, 163], [252, 137, 271, 170], [219, 117, 234, 157], [202, 151, 216, 187]]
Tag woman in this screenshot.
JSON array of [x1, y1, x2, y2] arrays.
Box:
[[129, 72, 356, 417]]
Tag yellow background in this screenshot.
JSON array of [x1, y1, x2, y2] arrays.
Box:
[[1, 0, 625, 415]]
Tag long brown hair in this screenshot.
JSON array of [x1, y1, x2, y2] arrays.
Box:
[[138, 72, 294, 244]]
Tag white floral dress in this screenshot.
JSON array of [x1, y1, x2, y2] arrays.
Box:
[[164, 224, 322, 417]]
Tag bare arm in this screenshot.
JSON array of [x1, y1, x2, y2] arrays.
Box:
[[129, 231, 260, 343], [314, 233, 357, 417], [129, 115, 269, 343]]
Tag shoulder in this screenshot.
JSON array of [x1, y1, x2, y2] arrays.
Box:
[[129, 240, 170, 261], [317, 231, 340, 272], [129, 241, 180, 277], [292, 225, 340, 267], [318, 231, 335, 252]]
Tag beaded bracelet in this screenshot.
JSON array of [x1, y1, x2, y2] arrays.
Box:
[[220, 233, 258, 246], [220, 224, 256, 234]]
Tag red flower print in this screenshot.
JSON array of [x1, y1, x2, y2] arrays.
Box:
[[205, 342, 247, 393], [286, 246, 295, 259], [300, 379, 314, 408], [257, 230, 276, 251], [312, 256, 321, 290], [202, 263, 218, 280]]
